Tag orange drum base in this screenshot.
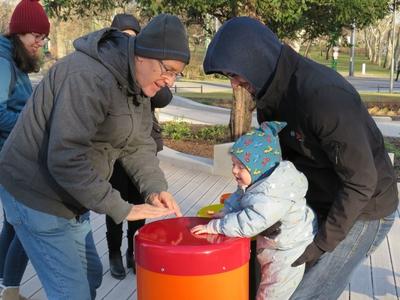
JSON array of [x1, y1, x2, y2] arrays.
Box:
[[136, 263, 249, 300]]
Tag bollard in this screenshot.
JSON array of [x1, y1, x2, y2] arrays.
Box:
[[135, 217, 250, 300], [362, 63, 366, 75]]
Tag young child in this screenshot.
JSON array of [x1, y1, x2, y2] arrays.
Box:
[[191, 121, 317, 300]]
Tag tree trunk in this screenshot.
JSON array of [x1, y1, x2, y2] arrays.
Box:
[[364, 29, 373, 60], [229, 86, 254, 141], [383, 29, 392, 68], [394, 26, 400, 65], [49, 19, 61, 59], [325, 44, 331, 60], [303, 39, 312, 57]]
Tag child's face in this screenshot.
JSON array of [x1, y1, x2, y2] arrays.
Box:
[[231, 156, 252, 187]]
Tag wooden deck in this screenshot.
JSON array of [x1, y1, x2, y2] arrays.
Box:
[[2, 161, 399, 299]]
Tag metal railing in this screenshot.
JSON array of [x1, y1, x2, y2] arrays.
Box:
[[170, 85, 204, 93]]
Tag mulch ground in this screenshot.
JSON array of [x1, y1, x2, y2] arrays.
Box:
[[163, 138, 214, 159]]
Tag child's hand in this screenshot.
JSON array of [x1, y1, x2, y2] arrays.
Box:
[[191, 223, 218, 235], [211, 211, 225, 219]]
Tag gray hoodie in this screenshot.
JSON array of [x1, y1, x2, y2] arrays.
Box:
[[0, 28, 167, 223]]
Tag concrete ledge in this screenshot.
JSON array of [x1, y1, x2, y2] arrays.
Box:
[[158, 146, 213, 174], [213, 142, 234, 177]]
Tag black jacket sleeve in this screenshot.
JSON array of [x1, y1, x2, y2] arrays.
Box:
[[310, 87, 378, 252]]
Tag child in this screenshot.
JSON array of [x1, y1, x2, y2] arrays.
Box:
[[191, 121, 317, 300]]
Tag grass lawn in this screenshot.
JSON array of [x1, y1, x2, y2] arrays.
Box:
[[188, 46, 392, 79], [360, 92, 400, 103]]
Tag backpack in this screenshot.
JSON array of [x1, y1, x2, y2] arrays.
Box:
[[0, 54, 17, 97]]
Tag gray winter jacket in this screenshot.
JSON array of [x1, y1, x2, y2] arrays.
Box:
[[0, 29, 167, 223], [210, 161, 316, 250]]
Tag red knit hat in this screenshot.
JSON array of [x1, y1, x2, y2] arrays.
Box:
[[9, 0, 50, 36]]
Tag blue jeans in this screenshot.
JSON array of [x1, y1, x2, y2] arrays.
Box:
[[1, 188, 103, 300], [0, 211, 29, 287], [290, 211, 396, 300], [0, 186, 29, 287]]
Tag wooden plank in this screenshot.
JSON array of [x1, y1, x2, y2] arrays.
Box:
[[337, 285, 350, 300], [167, 168, 198, 195], [176, 173, 225, 213], [348, 257, 374, 299], [4, 164, 398, 300], [102, 270, 136, 300], [183, 176, 234, 217], [386, 214, 400, 299], [160, 161, 180, 180], [370, 236, 398, 299]]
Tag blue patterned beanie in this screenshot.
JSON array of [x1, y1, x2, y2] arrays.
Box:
[[230, 121, 287, 183]]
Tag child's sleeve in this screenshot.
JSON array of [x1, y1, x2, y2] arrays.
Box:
[[221, 187, 243, 214], [211, 192, 292, 237]]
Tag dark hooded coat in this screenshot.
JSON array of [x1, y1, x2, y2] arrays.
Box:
[[204, 17, 398, 252]]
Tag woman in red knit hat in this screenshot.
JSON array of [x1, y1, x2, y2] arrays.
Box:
[[0, 1, 50, 299]]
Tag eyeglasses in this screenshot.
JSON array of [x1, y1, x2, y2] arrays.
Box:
[[31, 33, 50, 43], [158, 60, 184, 79]]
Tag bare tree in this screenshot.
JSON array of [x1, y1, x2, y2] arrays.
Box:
[[0, 2, 13, 34]]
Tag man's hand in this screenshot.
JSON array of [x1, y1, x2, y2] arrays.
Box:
[[126, 204, 174, 221], [291, 242, 325, 269], [260, 221, 282, 238], [147, 191, 182, 217]]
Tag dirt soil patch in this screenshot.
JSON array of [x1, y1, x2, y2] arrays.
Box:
[[163, 138, 214, 159]]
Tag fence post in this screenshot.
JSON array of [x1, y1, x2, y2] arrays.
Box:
[[361, 63, 366, 75]]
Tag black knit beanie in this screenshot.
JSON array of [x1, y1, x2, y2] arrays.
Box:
[[111, 13, 141, 34], [135, 14, 190, 64]]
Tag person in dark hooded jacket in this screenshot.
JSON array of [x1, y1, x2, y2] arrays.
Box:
[[203, 17, 398, 300], [106, 13, 174, 280], [0, 14, 189, 300]]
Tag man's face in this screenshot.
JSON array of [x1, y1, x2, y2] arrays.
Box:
[[123, 29, 137, 36], [135, 57, 185, 97], [226, 74, 255, 96]]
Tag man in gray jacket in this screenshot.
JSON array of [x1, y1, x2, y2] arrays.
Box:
[[0, 14, 189, 300]]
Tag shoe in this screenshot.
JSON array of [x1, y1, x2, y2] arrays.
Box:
[[126, 249, 136, 274], [109, 251, 126, 280], [1, 287, 27, 300]]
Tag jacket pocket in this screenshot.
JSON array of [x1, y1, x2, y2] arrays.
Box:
[[324, 141, 352, 179]]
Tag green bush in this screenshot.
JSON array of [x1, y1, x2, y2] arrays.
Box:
[[162, 121, 192, 140], [196, 125, 228, 142], [161, 121, 231, 142]]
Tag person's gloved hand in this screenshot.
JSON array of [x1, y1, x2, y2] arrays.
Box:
[[260, 221, 282, 238], [291, 242, 325, 269], [191, 222, 219, 235]]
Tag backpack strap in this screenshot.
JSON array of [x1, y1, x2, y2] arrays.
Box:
[[0, 54, 17, 97]]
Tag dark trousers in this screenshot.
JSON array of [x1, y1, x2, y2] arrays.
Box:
[[106, 162, 145, 253], [0, 208, 29, 286], [249, 240, 260, 300]]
